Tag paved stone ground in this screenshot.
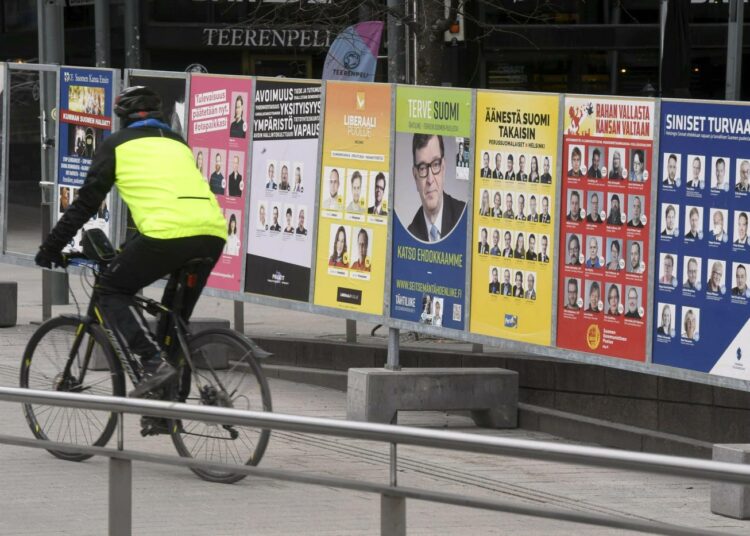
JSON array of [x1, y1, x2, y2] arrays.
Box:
[[0, 263, 749, 534]]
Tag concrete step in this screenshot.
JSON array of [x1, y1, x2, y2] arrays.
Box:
[[263, 364, 347, 391], [519, 402, 712, 458], [260, 363, 713, 458]]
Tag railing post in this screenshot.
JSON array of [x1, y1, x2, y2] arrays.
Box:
[[109, 412, 131, 536], [386, 328, 400, 371], [382, 413, 405, 535], [381, 494, 406, 536], [233, 300, 245, 334], [109, 457, 132, 536], [346, 319, 357, 343]]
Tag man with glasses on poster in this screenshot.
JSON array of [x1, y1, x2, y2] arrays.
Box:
[[368, 172, 388, 215], [408, 134, 466, 243]]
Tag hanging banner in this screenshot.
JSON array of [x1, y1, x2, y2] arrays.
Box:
[[556, 96, 655, 361], [312, 81, 391, 314], [652, 100, 750, 380], [322, 21, 384, 82], [244, 78, 321, 301], [469, 91, 559, 344], [390, 86, 472, 330], [56, 67, 115, 252], [187, 73, 252, 292]]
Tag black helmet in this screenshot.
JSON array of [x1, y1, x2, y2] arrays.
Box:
[[114, 86, 162, 120]]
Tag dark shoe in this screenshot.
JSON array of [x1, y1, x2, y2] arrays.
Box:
[[129, 361, 177, 398], [140, 416, 172, 436]]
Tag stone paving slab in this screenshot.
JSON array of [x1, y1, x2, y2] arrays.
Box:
[[0, 263, 749, 534]]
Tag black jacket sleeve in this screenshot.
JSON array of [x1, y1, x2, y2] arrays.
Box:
[[42, 137, 117, 253]]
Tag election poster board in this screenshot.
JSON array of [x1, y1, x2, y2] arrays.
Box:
[[652, 100, 750, 380], [556, 96, 655, 361], [390, 86, 472, 330], [244, 78, 321, 301], [312, 81, 391, 315], [469, 91, 559, 344], [187, 74, 252, 293], [56, 67, 115, 252]]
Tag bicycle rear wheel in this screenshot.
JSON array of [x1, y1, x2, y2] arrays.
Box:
[[20, 315, 125, 461], [170, 328, 272, 483]]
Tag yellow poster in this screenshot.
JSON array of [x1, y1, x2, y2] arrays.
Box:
[[313, 81, 391, 315], [469, 91, 560, 344]]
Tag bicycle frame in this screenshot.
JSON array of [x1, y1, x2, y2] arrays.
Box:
[[62, 260, 225, 395]]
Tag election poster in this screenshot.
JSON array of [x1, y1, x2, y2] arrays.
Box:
[[187, 73, 252, 292], [652, 100, 750, 380], [127, 73, 187, 139], [390, 86, 472, 330], [56, 67, 115, 253], [312, 81, 391, 315], [556, 96, 655, 361], [469, 91, 559, 344], [244, 78, 321, 301]]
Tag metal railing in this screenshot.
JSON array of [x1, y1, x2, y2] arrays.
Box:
[[0, 386, 747, 536]]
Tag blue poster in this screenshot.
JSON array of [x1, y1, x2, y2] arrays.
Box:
[[389, 87, 472, 330], [56, 67, 115, 251], [652, 100, 750, 380]]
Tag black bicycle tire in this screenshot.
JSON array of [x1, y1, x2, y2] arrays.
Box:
[[169, 328, 272, 483], [19, 315, 125, 461]]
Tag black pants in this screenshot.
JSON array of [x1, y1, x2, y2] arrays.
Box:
[[97, 234, 226, 359]]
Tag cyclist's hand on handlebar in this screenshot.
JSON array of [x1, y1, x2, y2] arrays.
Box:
[[35, 246, 66, 269]]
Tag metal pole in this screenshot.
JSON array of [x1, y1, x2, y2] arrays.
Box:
[[94, 0, 111, 67], [346, 319, 357, 343], [109, 457, 132, 536], [387, 0, 407, 83], [110, 411, 130, 536], [124, 0, 142, 68], [385, 411, 406, 536], [38, 0, 68, 319], [233, 301, 244, 334], [117, 412, 124, 450], [609, 4, 620, 94], [386, 327, 400, 370], [659, 0, 668, 93], [381, 494, 406, 536], [726, 0, 744, 100]]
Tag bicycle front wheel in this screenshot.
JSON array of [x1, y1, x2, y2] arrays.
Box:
[[170, 328, 272, 484], [20, 315, 125, 461]]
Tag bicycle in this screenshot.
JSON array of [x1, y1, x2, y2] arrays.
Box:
[[19, 229, 273, 483]]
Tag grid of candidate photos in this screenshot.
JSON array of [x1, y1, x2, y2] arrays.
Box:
[[255, 158, 310, 241], [654, 153, 750, 345], [476, 151, 554, 303], [486, 265, 539, 300], [320, 167, 390, 281], [476, 227, 551, 263], [476, 150, 555, 184], [477, 188, 553, 223], [560, 142, 650, 321], [192, 135, 248, 259]]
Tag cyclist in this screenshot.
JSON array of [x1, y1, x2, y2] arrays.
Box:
[[35, 86, 227, 398]]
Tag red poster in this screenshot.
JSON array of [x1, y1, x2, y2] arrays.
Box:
[[556, 96, 655, 361], [187, 74, 252, 292]]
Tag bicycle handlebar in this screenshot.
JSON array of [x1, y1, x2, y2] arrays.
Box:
[[62, 251, 96, 269]]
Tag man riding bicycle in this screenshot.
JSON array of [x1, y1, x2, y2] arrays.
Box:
[[35, 86, 227, 398]]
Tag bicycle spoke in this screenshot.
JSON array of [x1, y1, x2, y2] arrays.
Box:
[[169, 331, 271, 482], [21, 317, 122, 460]]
